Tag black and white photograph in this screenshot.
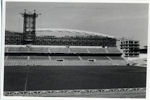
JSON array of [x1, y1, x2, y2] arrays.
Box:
[[3, 1, 148, 98]]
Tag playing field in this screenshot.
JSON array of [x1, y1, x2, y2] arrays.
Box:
[[4, 66, 146, 91]]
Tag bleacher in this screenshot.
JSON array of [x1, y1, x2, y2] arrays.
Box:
[[5, 47, 8, 52], [7, 56, 28, 60], [107, 47, 121, 53], [109, 56, 127, 65], [8, 47, 28, 52], [29, 47, 48, 53], [109, 56, 124, 60], [49, 48, 69, 53], [28, 60, 57, 66], [88, 48, 106, 53], [5, 60, 28, 66], [70, 48, 88, 53], [81, 56, 108, 60], [30, 56, 49, 60], [50, 56, 80, 61], [5, 46, 122, 54], [5, 56, 127, 66]]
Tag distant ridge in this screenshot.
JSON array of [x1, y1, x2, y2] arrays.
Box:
[[5, 29, 114, 38], [36, 28, 114, 38]]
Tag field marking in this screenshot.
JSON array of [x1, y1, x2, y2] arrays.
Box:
[[24, 66, 29, 91]]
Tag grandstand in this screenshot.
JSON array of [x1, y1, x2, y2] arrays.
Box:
[[5, 46, 122, 54], [5, 45, 127, 67]]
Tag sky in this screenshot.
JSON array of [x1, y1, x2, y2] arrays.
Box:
[[6, 2, 148, 47]]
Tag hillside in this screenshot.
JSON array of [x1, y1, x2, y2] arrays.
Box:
[[5, 29, 116, 46]]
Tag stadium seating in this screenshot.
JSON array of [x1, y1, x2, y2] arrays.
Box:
[[7, 56, 28, 60], [93, 60, 112, 66], [18, 47, 29, 52], [70, 48, 88, 53], [29, 47, 49, 53], [28, 60, 51, 66], [5, 47, 9, 52], [5, 46, 122, 54], [30, 56, 49, 60], [8, 47, 19, 52], [5, 46, 127, 66], [50, 56, 80, 61], [81, 56, 108, 60], [109, 56, 127, 65], [5, 60, 28, 66], [5, 56, 126, 66], [8, 47, 28, 52], [49, 48, 69, 53], [107, 47, 121, 53], [88, 48, 106, 53], [109, 56, 124, 60]]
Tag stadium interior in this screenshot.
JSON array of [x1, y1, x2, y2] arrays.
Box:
[[4, 10, 146, 97]]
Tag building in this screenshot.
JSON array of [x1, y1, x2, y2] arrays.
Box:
[[120, 39, 140, 57], [126, 46, 147, 67], [140, 46, 147, 54]]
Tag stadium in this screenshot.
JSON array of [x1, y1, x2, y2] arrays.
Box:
[[4, 10, 146, 98]]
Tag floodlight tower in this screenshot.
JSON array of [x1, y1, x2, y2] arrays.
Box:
[[21, 9, 40, 44]]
